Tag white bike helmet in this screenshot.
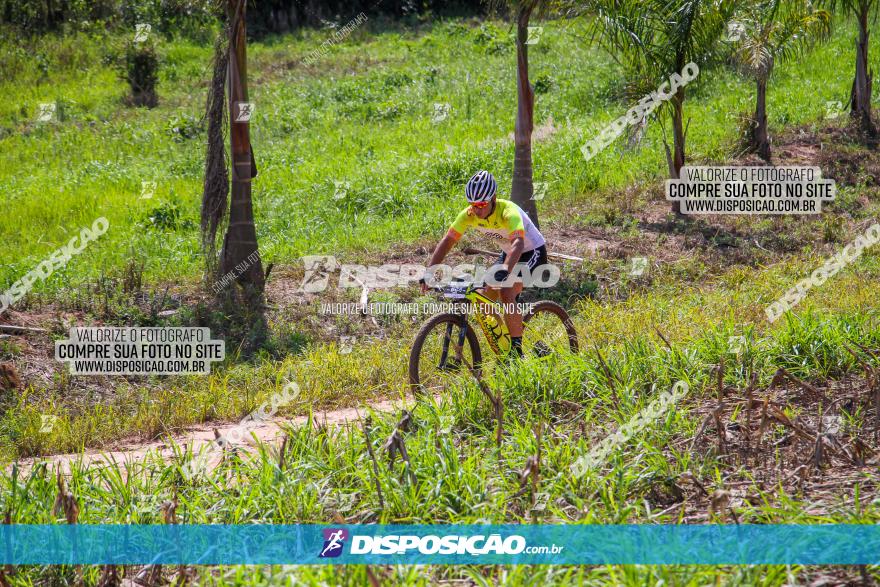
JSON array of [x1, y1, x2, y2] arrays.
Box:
[[465, 170, 497, 204]]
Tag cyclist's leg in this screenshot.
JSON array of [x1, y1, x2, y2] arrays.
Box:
[[481, 251, 514, 335], [480, 250, 507, 304], [500, 282, 524, 336], [502, 245, 546, 337], [481, 285, 506, 329]]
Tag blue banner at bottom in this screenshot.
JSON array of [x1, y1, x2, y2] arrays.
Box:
[[5, 524, 880, 565]]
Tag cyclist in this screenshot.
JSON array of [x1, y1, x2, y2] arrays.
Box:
[[420, 170, 548, 358]]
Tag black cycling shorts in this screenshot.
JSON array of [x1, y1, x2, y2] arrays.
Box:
[[495, 244, 548, 275]]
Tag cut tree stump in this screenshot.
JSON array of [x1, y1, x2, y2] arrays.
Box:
[[0, 363, 21, 393]]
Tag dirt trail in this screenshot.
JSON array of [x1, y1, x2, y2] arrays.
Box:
[[18, 397, 411, 475]]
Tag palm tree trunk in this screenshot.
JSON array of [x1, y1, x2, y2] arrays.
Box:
[[670, 91, 686, 179], [510, 2, 540, 228], [850, 1, 877, 138], [753, 77, 771, 161], [223, 0, 267, 348], [664, 90, 687, 216]]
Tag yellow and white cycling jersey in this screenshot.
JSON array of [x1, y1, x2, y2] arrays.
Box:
[[446, 199, 546, 253]]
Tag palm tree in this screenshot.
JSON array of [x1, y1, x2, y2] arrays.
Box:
[[576, 0, 735, 182], [511, 0, 544, 227], [823, 0, 878, 138], [491, 0, 550, 227], [732, 0, 831, 160], [201, 0, 267, 349]]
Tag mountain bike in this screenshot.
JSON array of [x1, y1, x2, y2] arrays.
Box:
[[408, 280, 579, 395]]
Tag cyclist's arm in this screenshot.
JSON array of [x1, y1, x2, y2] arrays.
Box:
[[420, 232, 457, 292], [426, 232, 457, 269], [501, 204, 527, 274], [504, 236, 525, 272], [426, 208, 471, 269]]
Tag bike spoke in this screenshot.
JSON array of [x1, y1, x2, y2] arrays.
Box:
[[417, 319, 476, 393], [437, 322, 454, 370], [523, 308, 575, 358]]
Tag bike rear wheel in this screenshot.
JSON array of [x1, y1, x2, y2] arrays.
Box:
[[409, 313, 482, 396], [522, 300, 579, 357]]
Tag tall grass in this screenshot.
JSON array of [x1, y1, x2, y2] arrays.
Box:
[[3, 302, 878, 583]]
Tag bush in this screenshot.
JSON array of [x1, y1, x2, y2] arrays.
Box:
[[165, 113, 203, 141], [0, 0, 216, 37], [0, 0, 116, 34], [472, 22, 511, 54], [124, 39, 159, 107], [142, 201, 194, 231], [382, 70, 413, 89], [533, 73, 554, 95]]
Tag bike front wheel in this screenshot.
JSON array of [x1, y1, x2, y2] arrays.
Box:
[[409, 313, 482, 396]]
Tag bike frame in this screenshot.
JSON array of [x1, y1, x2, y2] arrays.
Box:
[[433, 285, 512, 377], [438, 287, 512, 369], [465, 288, 511, 355]]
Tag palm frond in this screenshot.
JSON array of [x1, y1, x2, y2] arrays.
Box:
[[578, 0, 737, 80], [731, 0, 832, 79]]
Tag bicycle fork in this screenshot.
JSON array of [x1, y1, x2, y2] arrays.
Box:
[[438, 317, 469, 371]]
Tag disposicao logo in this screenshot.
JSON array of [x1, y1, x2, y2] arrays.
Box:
[[316, 531, 562, 559], [319, 528, 348, 558], [350, 534, 528, 555]]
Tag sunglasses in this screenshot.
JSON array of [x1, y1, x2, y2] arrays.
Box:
[[470, 201, 490, 209]]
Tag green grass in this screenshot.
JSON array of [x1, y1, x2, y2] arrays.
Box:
[[4, 302, 879, 584], [6, 242, 879, 456]]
